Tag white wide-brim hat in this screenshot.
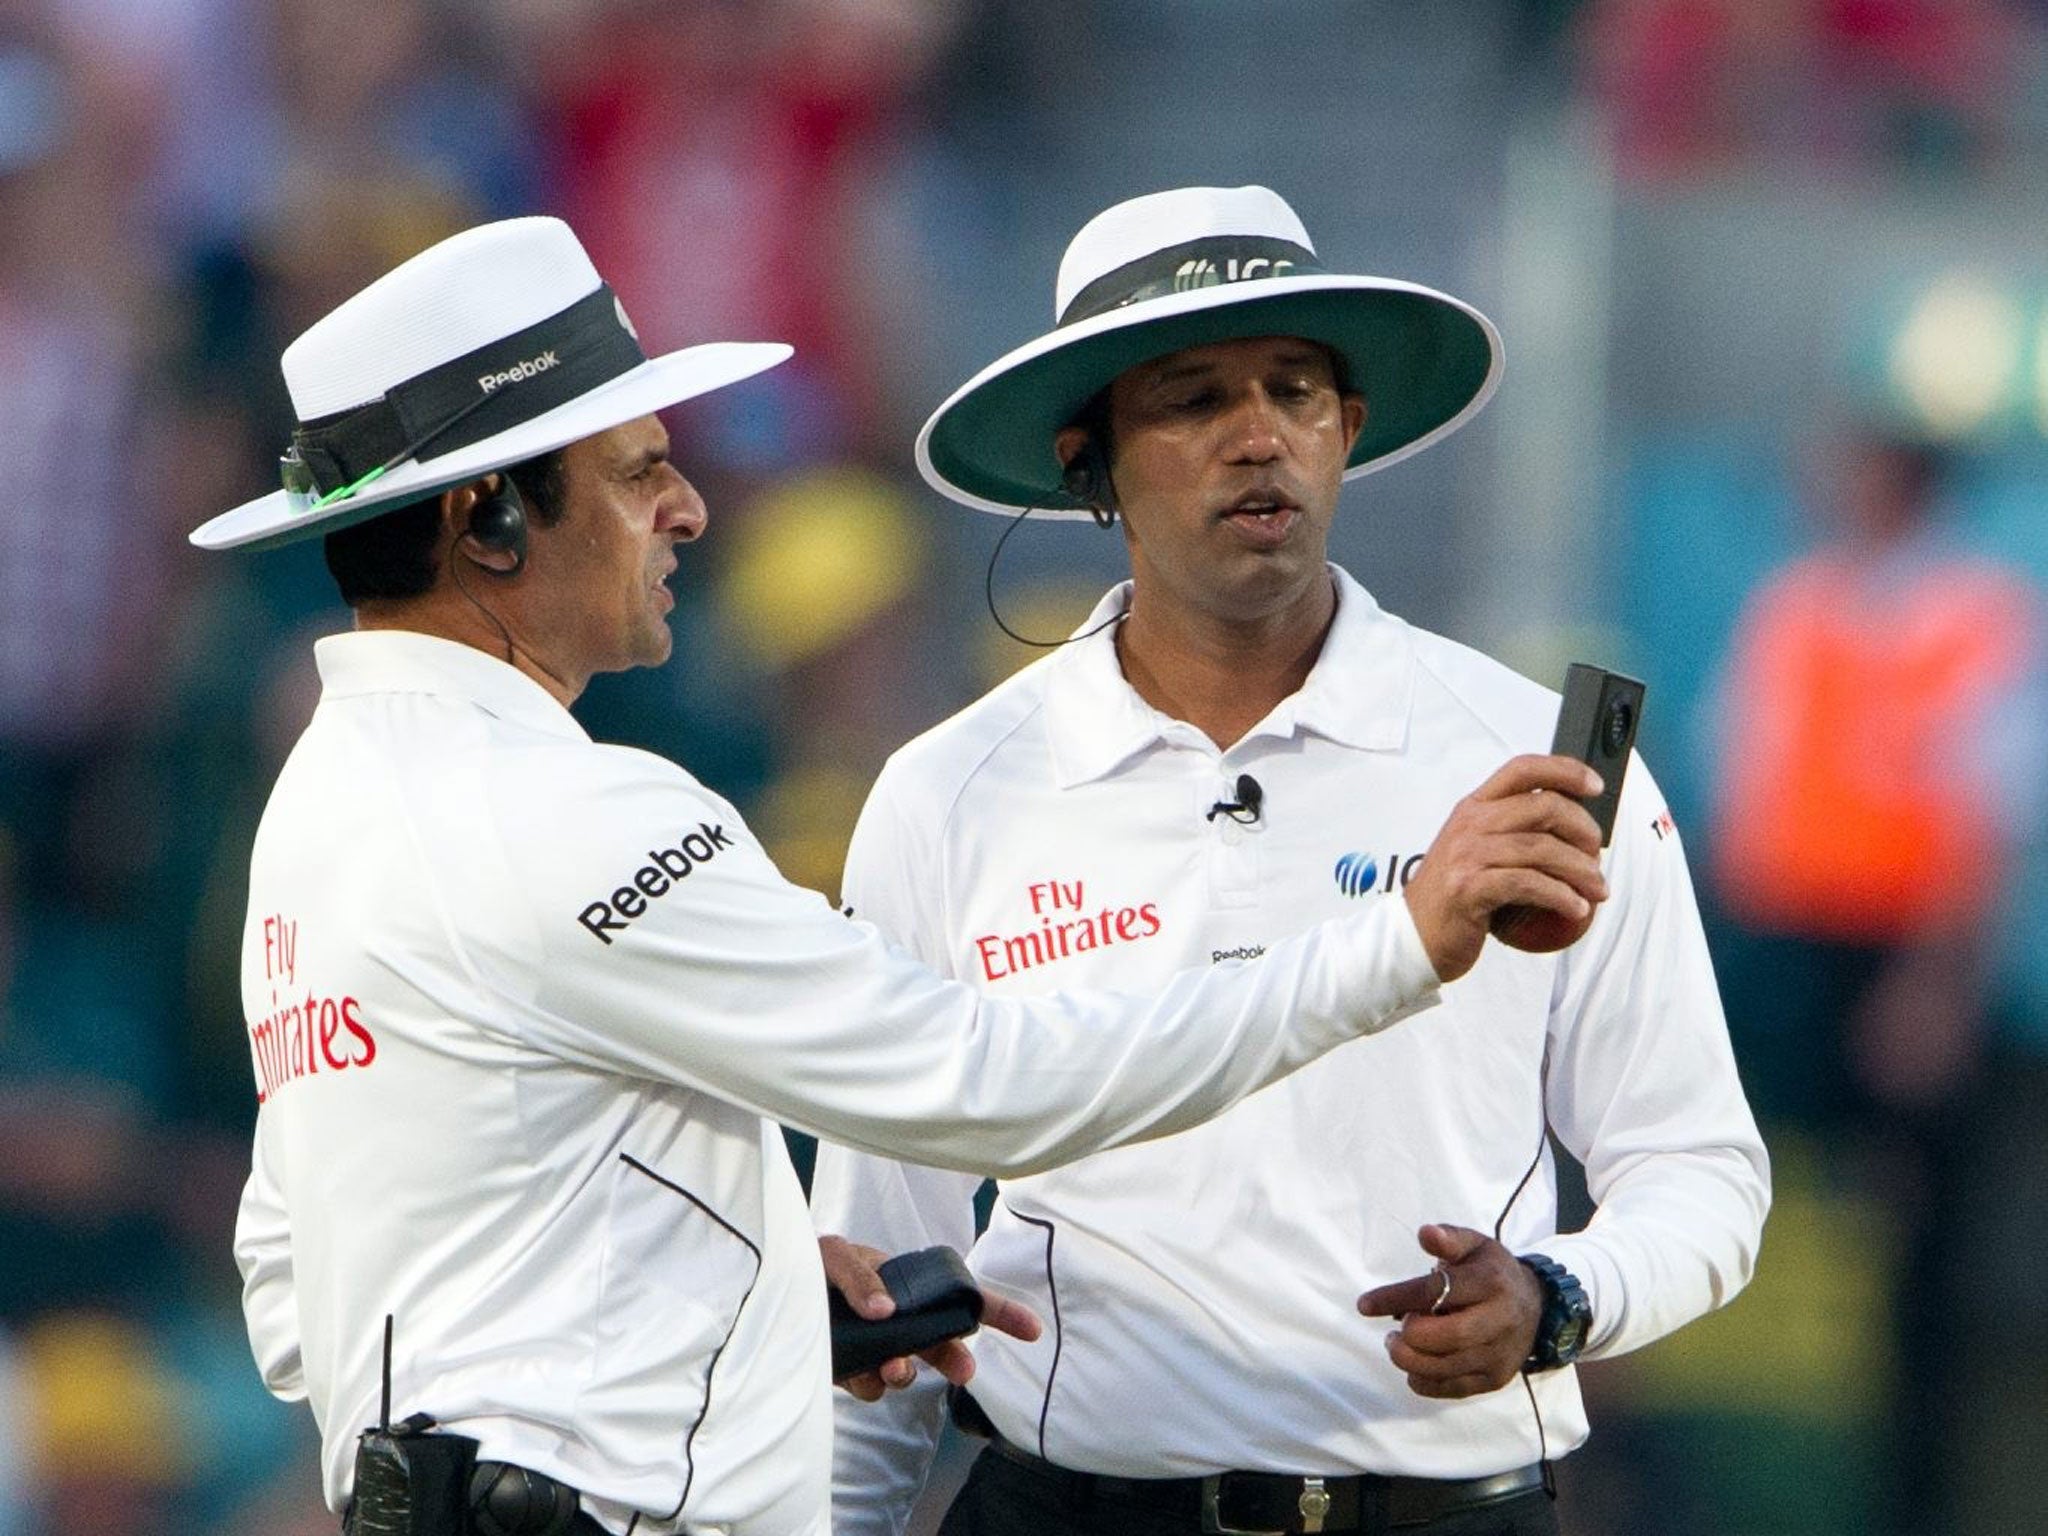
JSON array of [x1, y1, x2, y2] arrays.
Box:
[[190, 216, 792, 552], [917, 185, 1503, 518]]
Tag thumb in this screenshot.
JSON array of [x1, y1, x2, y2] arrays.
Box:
[[819, 1236, 896, 1320], [1418, 1223, 1488, 1266]]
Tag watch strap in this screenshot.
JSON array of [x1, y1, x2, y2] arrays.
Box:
[[1518, 1252, 1591, 1372]]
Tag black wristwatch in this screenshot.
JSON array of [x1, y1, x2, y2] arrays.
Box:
[[1518, 1253, 1591, 1372]]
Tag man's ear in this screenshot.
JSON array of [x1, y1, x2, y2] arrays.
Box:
[[1053, 425, 1089, 474], [448, 476, 521, 575], [1340, 393, 1367, 454]]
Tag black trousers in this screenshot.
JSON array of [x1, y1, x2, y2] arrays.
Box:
[[937, 1444, 1563, 1536]]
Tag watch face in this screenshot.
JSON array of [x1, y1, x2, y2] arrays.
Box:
[[1554, 1311, 1588, 1359]]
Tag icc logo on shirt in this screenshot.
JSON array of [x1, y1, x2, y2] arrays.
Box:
[[1333, 851, 1423, 898]]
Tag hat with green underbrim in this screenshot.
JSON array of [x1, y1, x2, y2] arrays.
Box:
[[916, 186, 1503, 518]]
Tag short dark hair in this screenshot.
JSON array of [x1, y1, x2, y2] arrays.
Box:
[[323, 449, 568, 607]]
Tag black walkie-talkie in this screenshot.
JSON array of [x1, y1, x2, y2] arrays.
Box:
[[829, 1247, 986, 1380], [1550, 663, 1644, 846], [348, 1317, 478, 1536], [1488, 665, 1646, 954]]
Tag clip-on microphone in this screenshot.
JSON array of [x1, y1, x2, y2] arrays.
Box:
[[1206, 773, 1264, 825]]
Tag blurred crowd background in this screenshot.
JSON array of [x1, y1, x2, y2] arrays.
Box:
[[2, 1, 2047, 1533]]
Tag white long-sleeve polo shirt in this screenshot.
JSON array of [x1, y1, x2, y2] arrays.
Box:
[[810, 570, 1770, 1534], [231, 628, 1443, 1536]]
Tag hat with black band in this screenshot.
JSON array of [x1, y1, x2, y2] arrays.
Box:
[[915, 185, 1503, 519], [191, 216, 792, 553]]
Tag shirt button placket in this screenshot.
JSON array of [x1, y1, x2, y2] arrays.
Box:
[[1207, 774, 1261, 909]]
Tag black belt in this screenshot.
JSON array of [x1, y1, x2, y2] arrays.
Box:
[[984, 1435, 1550, 1534], [342, 1507, 608, 1536]]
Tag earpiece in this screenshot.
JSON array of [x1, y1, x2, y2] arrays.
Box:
[[464, 475, 528, 574], [1060, 435, 1118, 528]]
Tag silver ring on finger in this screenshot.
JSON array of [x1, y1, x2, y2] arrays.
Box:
[[1430, 1266, 1453, 1315]]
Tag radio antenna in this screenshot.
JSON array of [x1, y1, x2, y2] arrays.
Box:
[[380, 1314, 394, 1431]]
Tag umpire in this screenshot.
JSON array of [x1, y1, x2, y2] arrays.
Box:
[[814, 186, 1770, 1536], [190, 217, 1611, 1536]]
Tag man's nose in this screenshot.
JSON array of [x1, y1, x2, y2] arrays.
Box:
[[1225, 389, 1285, 461], [659, 471, 709, 542]]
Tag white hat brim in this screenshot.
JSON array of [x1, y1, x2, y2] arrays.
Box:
[[191, 341, 794, 551], [914, 273, 1502, 518]]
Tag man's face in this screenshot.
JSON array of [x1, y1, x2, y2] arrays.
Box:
[[528, 413, 703, 679], [1075, 334, 1365, 629]]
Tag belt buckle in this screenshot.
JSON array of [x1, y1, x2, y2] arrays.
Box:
[[1199, 1474, 1331, 1535]]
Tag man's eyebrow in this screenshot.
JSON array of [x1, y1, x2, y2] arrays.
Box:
[[1260, 344, 1335, 373], [621, 443, 670, 473], [1138, 358, 1220, 388], [1138, 347, 1330, 389]]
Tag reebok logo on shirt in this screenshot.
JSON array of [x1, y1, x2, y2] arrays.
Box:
[[578, 822, 734, 944]]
